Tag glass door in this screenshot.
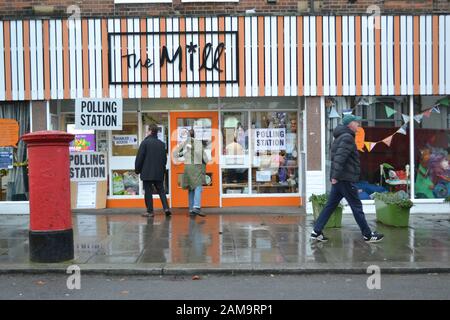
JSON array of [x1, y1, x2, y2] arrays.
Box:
[[170, 112, 219, 208]]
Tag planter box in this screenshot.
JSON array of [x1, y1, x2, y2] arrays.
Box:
[[375, 199, 410, 227], [312, 201, 343, 228]]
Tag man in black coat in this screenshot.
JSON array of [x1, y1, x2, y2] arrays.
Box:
[[135, 124, 171, 218], [311, 114, 384, 243]]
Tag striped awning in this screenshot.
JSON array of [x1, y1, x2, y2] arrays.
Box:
[[0, 15, 449, 101]]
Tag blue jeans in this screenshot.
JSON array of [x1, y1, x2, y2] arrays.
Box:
[[188, 186, 202, 211], [313, 181, 372, 237]]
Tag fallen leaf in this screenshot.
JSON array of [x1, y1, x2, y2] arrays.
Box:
[[192, 275, 200, 280], [35, 281, 46, 286], [120, 291, 129, 295]]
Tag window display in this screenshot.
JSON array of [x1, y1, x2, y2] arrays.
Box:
[[0, 103, 30, 202], [325, 97, 409, 199], [112, 170, 140, 196], [251, 111, 299, 194], [414, 96, 450, 199], [221, 112, 249, 194]]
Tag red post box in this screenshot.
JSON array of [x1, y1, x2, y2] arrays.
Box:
[[21, 131, 75, 262]]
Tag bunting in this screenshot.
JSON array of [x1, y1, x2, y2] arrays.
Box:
[[423, 109, 432, 118], [364, 142, 376, 152], [328, 107, 341, 118], [382, 135, 394, 147], [438, 97, 450, 107], [414, 114, 424, 123], [385, 105, 396, 118], [343, 97, 448, 152], [397, 126, 407, 135]]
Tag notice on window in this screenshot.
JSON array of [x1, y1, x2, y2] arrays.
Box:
[[256, 170, 272, 182], [112, 135, 138, 146], [76, 182, 97, 209], [0, 119, 19, 147], [0, 147, 13, 170], [254, 128, 286, 152], [75, 98, 122, 130], [70, 152, 107, 181]]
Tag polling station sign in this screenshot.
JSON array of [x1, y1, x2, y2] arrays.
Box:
[[254, 128, 286, 152], [70, 152, 107, 182], [75, 99, 122, 130]]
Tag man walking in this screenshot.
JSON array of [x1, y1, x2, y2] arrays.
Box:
[[135, 124, 172, 218], [311, 114, 384, 243]]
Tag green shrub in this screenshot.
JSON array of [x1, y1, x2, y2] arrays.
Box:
[[373, 192, 413, 209], [308, 193, 344, 209], [445, 196, 450, 203]]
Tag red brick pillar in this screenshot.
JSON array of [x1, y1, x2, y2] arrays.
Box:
[[21, 131, 75, 262]]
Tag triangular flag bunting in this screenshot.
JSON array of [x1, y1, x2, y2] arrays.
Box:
[[364, 142, 376, 152], [414, 114, 423, 123], [329, 106, 341, 118], [382, 135, 394, 147], [385, 105, 396, 118], [397, 126, 407, 135], [438, 97, 450, 107], [423, 109, 432, 118], [433, 106, 441, 114], [402, 114, 410, 123]]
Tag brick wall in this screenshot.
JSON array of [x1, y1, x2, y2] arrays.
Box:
[[0, 0, 448, 19]]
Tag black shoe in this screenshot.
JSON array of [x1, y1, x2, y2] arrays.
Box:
[[364, 231, 384, 243], [164, 210, 172, 217], [310, 230, 328, 242], [193, 209, 205, 217], [189, 210, 196, 216]]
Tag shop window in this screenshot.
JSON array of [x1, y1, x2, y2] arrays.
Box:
[[251, 111, 299, 194], [111, 113, 139, 157], [325, 97, 410, 199], [0, 103, 30, 202], [413, 96, 450, 199], [221, 111, 249, 194]]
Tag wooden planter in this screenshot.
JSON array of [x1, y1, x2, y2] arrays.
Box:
[[312, 201, 343, 228], [375, 199, 410, 227]]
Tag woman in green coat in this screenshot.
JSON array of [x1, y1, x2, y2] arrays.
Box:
[[174, 129, 209, 216]]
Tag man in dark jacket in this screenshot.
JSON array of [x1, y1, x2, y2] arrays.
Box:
[[135, 124, 171, 217], [311, 114, 384, 243]]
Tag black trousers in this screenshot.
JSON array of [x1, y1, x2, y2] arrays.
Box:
[[143, 180, 170, 213]]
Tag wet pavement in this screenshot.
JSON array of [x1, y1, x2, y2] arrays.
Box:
[[0, 207, 449, 274]]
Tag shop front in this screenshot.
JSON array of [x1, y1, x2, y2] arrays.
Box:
[[55, 97, 304, 209], [0, 15, 449, 213]]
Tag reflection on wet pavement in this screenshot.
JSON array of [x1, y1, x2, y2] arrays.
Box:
[[0, 211, 449, 267]]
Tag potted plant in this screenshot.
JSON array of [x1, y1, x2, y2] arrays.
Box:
[[309, 193, 343, 228], [373, 191, 413, 227]]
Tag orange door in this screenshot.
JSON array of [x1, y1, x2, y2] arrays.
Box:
[[170, 112, 220, 208]]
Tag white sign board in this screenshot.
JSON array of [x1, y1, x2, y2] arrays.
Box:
[[70, 152, 107, 181], [256, 170, 272, 182], [75, 98, 122, 130], [177, 126, 191, 144], [76, 182, 97, 209], [254, 128, 286, 152], [177, 126, 211, 144], [113, 135, 138, 146]]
